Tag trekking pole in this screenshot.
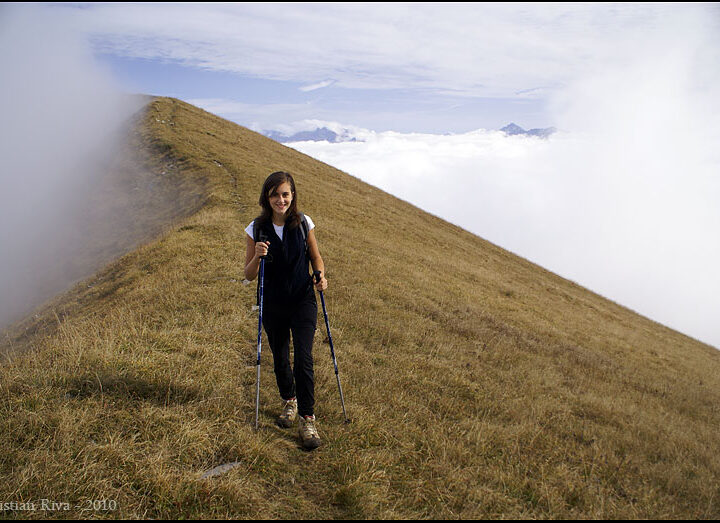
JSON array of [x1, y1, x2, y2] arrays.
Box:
[[313, 271, 351, 424], [254, 236, 268, 430]]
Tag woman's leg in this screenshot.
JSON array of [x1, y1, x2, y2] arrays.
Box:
[[290, 298, 318, 417], [263, 310, 296, 401]]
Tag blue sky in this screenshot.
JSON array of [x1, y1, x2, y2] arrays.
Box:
[[44, 2, 669, 133], [4, 2, 720, 348], [100, 52, 548, 134]]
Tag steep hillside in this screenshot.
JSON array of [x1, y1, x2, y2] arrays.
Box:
[[1, 97, 718, 519]]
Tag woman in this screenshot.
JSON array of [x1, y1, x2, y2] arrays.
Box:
[[244, 171, 328, 449]]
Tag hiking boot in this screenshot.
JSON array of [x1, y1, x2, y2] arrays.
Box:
[[298, 415, 321, 449], [277, 398, 298, 428]]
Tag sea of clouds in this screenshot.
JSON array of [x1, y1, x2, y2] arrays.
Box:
[[288, 120, 719, 349], [286, 17, 720, 349]]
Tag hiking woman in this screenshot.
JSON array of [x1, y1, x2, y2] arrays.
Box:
[[244, 171, 327, 449]]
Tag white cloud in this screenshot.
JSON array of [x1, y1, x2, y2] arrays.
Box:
[[51, 3, 716, 98], [299, 80, 336, 92]]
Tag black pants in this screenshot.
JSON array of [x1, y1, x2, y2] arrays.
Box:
[[262, 294, 317, 417]]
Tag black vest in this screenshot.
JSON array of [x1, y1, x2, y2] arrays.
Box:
[[256, 218, 313, 309]]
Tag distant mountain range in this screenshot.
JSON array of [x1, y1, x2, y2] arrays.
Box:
[[263, 122, 556, 143], [499, 123, 557, 138], [263, 127, 358, 144]]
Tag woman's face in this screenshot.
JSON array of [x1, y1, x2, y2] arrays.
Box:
[[269, 181, 293, 216]]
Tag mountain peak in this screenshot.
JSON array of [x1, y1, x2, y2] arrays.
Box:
[[501, 123, 556, 138], [500, 123, 526, 135]]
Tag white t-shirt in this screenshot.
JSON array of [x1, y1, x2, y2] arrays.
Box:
[[245, 215, 315, 241]]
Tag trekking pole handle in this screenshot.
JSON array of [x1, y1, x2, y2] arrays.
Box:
[[313, 270, 322, 284], [258, 233, 269, 259]]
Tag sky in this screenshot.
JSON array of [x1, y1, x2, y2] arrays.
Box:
[[2, 3, 720, 349]]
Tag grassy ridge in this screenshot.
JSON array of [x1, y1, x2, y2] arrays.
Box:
[[1, 97, 718, 519]]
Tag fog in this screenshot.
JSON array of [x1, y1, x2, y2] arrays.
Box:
[[288, 11, 720, 348], [0, 6, 147, 332]]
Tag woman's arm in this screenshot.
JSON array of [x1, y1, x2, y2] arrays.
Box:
[[244, 234, 269, 281], [307, 229, 328, 291]]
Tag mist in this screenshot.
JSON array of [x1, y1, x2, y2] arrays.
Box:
[[287, 9, 720, 348], [0, 5, 147, 333]]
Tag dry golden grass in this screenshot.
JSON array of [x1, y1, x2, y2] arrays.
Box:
[[1, 97, 719, 519]]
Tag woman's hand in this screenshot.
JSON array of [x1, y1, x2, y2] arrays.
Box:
[[314, 271, 328, 292], [255, 241, 270, 259]]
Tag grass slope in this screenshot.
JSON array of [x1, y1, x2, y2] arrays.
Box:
[[1, 97, 719, 519]]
